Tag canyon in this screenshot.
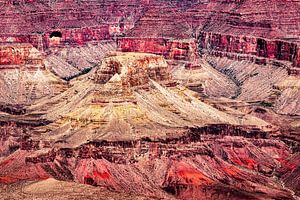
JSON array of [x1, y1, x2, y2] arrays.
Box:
[[0, 0, 299, 199]]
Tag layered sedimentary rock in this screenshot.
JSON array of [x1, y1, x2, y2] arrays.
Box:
[[0, 68, 66, 105], [0, 0, 145, 49], [1, 0, 299, 66], [0, 43, 43, 67], [0, 122, 297, 199], [1, 52, 298, 199], [198, 32, 300, 67], [172, 58, 238, 98], [274, 77, 300, 115], [206, 55, 289, 101], [44, 26, 110, 48], [0, 43, 67, 106], [0, 42, 116, 105], [116, 0, 300, 68], [0, 0, 300, 199], [95, 52, 171, 87], [118, 38, 198, 61], [204, 54, 300, 118]]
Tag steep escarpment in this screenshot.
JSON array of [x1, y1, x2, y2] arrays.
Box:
[[0, 0, 145, 45], [0, 0, 299, 91], [117, 0, 300, 68], [198, 32, 299, 67], [0, 43, 43, 66]]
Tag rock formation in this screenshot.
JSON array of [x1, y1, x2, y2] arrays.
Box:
[[0, 0, 299, 199]]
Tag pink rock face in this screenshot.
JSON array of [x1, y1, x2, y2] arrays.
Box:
[[295, 49, 300, 68], [0, 150, 50, 184], [289, 68, 300, 76]]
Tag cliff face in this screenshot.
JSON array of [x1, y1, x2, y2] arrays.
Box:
[[94, 52, 171, 87], [44, 26, 110, 48], [117, 38, 198, 61], [1, 0, 300, 67], [0, 0, 145, 47], [198, 32, 299, 67], [122, 0, 300, 67]]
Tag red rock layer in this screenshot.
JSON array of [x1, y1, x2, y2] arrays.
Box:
[[198, 32, 300, 67], [117, 38, 198, 61], [44, 26, 110, 48], [95, 53, 171, 88], [0, 43, 43, 67]]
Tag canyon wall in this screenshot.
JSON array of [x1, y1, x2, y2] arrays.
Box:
[[0, 26, 110, 50], [44, 26, 110, 48], [117, 38, 198, 61], [198, 32, 300, 68], [1, 0, 299, 69]]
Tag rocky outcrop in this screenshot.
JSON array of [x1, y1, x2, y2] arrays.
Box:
[[0, 43, 43, 67], [1, 0, 299, 69], [0, 0, 145, 49], [171, 58, 239, 98], [0, 51, 298, 199], [94, 52, 172, 88], [1, 50, 296, 199]]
